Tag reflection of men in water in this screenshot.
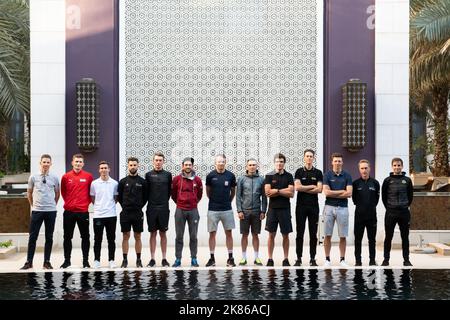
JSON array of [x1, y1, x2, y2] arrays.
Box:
[[171, 157, 203, 267], [205, 154, 237, 267], [352, 160, 380, 266], [294, 149, 323, 267], [381, 157, 413, 267], [118, 157, 148, 268], [22, 154, 60, 270], [264, 153, 295, 267], [236, 159, 267, 266]]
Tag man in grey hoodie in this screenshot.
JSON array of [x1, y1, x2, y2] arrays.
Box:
[[236, 158, 267, 266]]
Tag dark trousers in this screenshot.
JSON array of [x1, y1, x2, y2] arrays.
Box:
[[295, 205, 319, 260], [93, 217, 117, 261], [63, 211, 90, 261], [175, 208, 199, 259], [384, 209, 410, 261], [26, 211, 57, 263], [354, 210, 377, 262]]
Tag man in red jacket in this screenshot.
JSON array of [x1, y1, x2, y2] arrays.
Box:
[[171, 157, 203, 267], [60, 154, 93, 268]]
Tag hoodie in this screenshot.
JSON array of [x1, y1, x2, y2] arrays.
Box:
[[382, 172, 413, 211], [171, 171, 203, 210], [236, 171, 267, 213]]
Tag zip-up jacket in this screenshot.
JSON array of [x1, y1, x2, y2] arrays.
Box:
[[352, 177, 380, 216], [61, 169, 93, 212], [171, 171, 203, 210], [236, 172, 267, 213], [118, 175, 148, 212], [145, 169, 172, 210], [382, 172, 413, 211]]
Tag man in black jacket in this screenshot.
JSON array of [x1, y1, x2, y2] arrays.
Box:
[[352, 160, 380, 266], [381, 157, 413, 267], [118, 157, 148, 268]]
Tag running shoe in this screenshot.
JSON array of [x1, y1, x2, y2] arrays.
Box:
[[205, 258, 216, 267], [339, 260, 348, 268], [310, 259, 318, 267], [136, 259, 143, 268], [282, 259, 290, 267], [60, 260, 71, 269], [172, 259, 181, 267], [254, 258, 263, 266], [239, 258, 247, 266], [266, 259, 274, 267], [403, 260, 413, 267], [109, 261, 116, 268], [323, 260, 332, 268], [147, 259, 156, 267], [191, 258, 199, 267], [43, 261, 53, 270], [294, 259, 302, 266], [227, 258, 236, 267], [121, 259, 128, 268], [93, 260, 101, 269], [83, 260, 91, 269], [381, 260, 389, 266], [20, 261, 33, 270], [161, 259, 170, 267]]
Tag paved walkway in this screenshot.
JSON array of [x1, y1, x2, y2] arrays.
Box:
[[1, 245, 449, 273]]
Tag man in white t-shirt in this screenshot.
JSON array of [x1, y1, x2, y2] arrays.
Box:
[[90, 161, 119, 268]]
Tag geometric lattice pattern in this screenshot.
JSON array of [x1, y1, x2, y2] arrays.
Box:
[[124, 0, 318, 177], [342, 80, 367, 151], [76, 79, 99, 152]]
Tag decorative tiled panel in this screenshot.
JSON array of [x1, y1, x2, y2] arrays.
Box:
[[124, 0, 318, 177]]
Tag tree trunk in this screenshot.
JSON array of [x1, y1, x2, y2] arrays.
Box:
[[0, 116, 9, 173], [431, 86, 450, 176]]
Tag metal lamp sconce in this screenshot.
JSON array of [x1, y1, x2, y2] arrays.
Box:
[[76, 78, 99, 153], [342, 79, 367, 152]]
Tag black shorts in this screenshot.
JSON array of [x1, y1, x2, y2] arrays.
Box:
[[240, 211, 262, 235], [265, 208, 293, 234], [146, 209, 170, 232], [120, 211, 144, 233]]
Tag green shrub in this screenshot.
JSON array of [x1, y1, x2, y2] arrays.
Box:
[[0, 240, 13, 248]]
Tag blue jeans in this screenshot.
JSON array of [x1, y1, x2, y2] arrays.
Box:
[[26, 211, 57, 263]]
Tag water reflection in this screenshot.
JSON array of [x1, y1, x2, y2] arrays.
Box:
[[1, 269, 448, 300]]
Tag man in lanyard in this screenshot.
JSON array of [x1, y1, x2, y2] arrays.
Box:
[[21, 154, 60, 270]]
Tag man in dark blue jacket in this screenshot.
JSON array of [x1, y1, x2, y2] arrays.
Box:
[[381, 157, 413, 267]]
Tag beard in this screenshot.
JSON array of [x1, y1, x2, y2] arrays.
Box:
[[129, 168, 138, 175]]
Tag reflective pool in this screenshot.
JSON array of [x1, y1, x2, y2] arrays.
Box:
[[0, 269, 449, 300]]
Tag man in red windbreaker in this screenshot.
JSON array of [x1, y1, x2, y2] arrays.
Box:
[[171, 157, 203, 267], [60, 153, 93, 268]]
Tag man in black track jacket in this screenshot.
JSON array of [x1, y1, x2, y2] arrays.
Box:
[[381, 157, 413, 267]]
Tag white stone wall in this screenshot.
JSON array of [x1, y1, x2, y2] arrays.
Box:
[[30, 0, 66, 245], [375, 0, 410, 243]]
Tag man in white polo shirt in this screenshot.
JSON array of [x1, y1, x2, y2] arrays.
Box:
[[90, 161, 119, 268]]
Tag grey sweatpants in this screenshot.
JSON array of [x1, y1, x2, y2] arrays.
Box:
[[175, 208, 200, 259]]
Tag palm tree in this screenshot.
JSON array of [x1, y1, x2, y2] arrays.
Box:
[[0, 0, 29, 173], [410, 0, 450, 176]]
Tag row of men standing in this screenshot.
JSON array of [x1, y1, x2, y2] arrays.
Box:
[[21, 150, 413, 270]]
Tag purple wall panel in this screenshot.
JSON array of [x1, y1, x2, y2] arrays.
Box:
[[65, 0, 119, 179], [324, 0, 375, 178]]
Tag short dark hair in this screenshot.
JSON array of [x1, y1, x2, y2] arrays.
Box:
[[391, 157, 403, 166], [182, 157, 194, 165], [127, 157, 139, 163], [273, 153, 286, 163], [153, 152, 165, 160], [331, 152, 343, 161], [40, 154, 52, 161], [304, 149, 315, 156], [215, 154, 226, 160], [72, 153, 84, 160], [98, 160, 109, 168]]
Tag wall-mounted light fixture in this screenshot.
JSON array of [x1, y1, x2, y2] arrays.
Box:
[[76, 78, 99, 152], [342, 79, 367, 152]]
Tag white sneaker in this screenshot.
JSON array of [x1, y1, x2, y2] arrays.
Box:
[[340, 260, 349, 268], [323, 260, 332, 267], [93, 260, 101, 269], [109, 260, 116, 269]]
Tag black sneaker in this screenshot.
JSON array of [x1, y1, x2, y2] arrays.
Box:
[[369, 260, 377, 266], [294, 259, 301, 266], [310, 259, 318, 267], [121, 260, 128, 268], [282, 259, 290, 267], [227, 258, 236, 267], [20, 261, 33, 270], [161, 259, 170, 267], [147, 259, 156, 267], [266, 259, 274, 267], [381, 260, 389, 266], [403, 260, 413, 267], [60, 260, 71, 269], [136, 259, 143, 268], [205, 258, 216, 267], [43, 261, 53, 270], [83, 260, 90, 268], [355, 261, 362, 267]]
